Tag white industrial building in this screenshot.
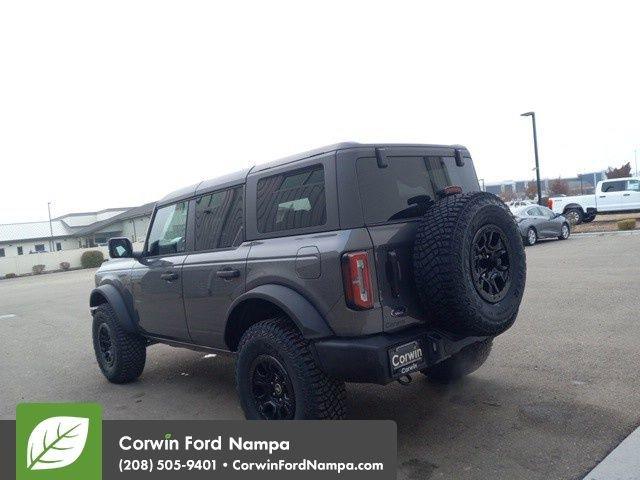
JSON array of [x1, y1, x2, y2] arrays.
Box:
[[0, 203, 154, 259]]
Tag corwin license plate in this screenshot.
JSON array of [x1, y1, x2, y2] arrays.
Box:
[[389, 340, 426, 376]]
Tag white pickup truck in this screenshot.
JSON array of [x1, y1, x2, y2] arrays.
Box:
[[547, 177, 640, 224]]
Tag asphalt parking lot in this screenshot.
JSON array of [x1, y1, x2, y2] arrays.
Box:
[[1, 232, 639, 480]]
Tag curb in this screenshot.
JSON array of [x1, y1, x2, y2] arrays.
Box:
[[584, 426, 640, 479], [572, 230, 640, 237]]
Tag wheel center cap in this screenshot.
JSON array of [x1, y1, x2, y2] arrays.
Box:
[[274, 383, 283, 396]]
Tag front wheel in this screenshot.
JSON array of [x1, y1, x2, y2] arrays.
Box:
[[558, 222, 570, 240], [236, 317, 346, 420], [421, 339, 493, 383], [92, 304, 146, 383]]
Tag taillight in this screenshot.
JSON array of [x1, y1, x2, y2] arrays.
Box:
[[341, 251, 374, 310], [547, 198, 553, 209]]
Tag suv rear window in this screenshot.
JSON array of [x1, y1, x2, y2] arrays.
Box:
[[356, 156, 453, 224], [256, 165, 326, 234]]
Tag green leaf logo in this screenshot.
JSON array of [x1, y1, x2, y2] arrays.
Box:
[[26, 416, 89, 470]]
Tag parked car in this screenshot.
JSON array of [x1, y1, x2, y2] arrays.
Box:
[[89, 142, 527, 420], [512, 205, 570, 245], [548, 177, 640, 224]]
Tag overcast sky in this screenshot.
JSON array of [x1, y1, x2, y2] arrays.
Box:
[[1, 1, 638, 223]]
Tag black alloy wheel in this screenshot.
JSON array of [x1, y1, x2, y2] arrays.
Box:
[[249, 354, 295, 420], [471, 224, 512, 303], [98, 323, 115, 368]]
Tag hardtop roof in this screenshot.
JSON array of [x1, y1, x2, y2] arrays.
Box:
[[158, 142, 468, 205]]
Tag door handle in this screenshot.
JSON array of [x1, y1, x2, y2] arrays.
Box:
[[160, 272, 179, 281], [623, 193, 631, 196], [598, 195, 606, 198], [216, 269, 240, 279]]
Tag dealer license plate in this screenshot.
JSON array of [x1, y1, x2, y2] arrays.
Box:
[[389, 340, 426, 376]]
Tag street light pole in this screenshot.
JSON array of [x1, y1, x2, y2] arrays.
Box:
[[521, 111, 543, 205], [47, 202, 54, 253]]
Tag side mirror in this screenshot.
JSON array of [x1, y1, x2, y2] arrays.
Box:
[[108, 237, 134, 259]]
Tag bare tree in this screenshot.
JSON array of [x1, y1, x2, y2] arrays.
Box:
[[524, 181, 538, 199], [605, 162, 632, 179], [549, 178, 570, 196]]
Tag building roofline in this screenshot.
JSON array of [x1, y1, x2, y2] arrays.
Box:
[[52, 207, 134, 221]]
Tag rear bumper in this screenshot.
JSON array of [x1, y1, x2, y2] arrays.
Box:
[[313, 325, 488, 385]]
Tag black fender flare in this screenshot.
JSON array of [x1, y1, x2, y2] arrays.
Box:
[[89, 284, 136, 333], [225, 284, 334, 343], [562, 203, 584, 213]]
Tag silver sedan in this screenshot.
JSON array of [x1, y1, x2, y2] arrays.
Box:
[[511, 205, 571, 246]]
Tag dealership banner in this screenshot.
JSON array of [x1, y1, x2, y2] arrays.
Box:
[[1, 404, 396, 479]]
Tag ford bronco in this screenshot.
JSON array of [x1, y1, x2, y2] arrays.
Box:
[[90, 142, 526, 420]]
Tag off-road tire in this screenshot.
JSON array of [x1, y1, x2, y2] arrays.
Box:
[[92, 303, 146, 383], [564, 208, 583, 225], [413, 192, 526, 336], [421, 338, 493, 383], [236, 317, 347, 420], [526, 227, 537, 246]]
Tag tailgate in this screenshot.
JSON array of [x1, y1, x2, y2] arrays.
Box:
[[355, 149, 480, 332], [367, 221, 426, 332]]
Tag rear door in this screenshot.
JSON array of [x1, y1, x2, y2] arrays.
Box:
[[354, 147, 480, 332], [623, 179, 640, 210], [182, 186, 249, 348]]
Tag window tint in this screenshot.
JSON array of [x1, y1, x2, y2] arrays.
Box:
[[0, 248, 4, 257], [147, 202, 188, 256], [17, 246, 23, 255], [356, 156, 452, 224], [256, 165, 326, 234], [627, 179, 640, 191], [602, 181, 626, 192], [194, 187, 244, 251]]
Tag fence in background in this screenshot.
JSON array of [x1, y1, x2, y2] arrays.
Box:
[[0, 246, 110, 277]]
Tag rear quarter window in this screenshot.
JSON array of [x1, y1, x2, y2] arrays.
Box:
[[256, 164, 327, 234]]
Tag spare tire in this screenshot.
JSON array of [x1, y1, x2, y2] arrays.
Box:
[[413, 192, 526, 336]]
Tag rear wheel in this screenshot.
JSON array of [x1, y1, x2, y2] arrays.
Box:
[[421, 339, 493, 383], [564, 208, 583, 225], [92, 304, 146, 383], [413, 192, 526, 337], [236, 317, 346, 420]]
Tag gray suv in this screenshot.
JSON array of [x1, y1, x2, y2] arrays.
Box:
[[90, 142, 526, 420]]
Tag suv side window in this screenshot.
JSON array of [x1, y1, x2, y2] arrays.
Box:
[[256, 165, 326, 234], [194, 186, 244, 251], [627, 179, 640, 191], [147, 201, 188, 256]]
